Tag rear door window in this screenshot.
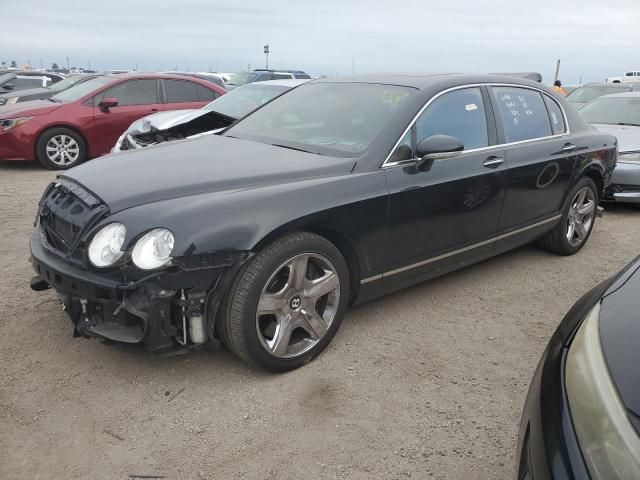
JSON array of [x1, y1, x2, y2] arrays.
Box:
[[273, 73, 294, 80], [415, 87, 489, 150], [196, 84, 218, 102], [543, 95, 566, 135], [491, 87, 552, 143], [164, 79, 200, 103]]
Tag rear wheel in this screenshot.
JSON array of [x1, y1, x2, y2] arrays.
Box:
[[539, 177, 598, 255], [219, 232, 349, 371], [36, 127, 87, 170]]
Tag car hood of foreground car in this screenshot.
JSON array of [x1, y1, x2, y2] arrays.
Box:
[[599, 256, 640, 428], [63, 134, 356, 213], [592, 123, 640, 153], [0, 98, 64, 117]]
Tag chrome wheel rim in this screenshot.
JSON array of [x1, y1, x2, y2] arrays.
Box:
[[256, 253, 340, 359], [46, 135, 80, 166], [567, 187, 596, 247]]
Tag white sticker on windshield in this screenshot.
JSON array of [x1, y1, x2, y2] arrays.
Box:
[[465, 103, 478, 111]]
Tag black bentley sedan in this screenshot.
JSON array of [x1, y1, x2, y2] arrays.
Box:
[[518, 256, 640, 479], [29, 74, 617, 371]]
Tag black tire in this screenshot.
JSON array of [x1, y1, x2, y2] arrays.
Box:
[[539, 177, 599, 255], [219, 232, 350, 372], [35, 127, 87, 170]]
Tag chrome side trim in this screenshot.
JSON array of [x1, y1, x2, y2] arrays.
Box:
[[359, 215, 562, 284], [381, 83, 571, 169]]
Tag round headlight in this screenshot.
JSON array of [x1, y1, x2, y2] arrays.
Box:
[[88, 223, 126, 267], [132, 228, 175, 270]]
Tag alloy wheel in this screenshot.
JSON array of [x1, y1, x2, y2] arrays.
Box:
[[46, 135, 80, 166], [255, 253, 340, 359], [566, 186, 596, 247]]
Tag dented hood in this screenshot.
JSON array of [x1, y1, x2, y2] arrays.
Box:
[[63, 134, 355, 213], [126, 109, 214, 135]]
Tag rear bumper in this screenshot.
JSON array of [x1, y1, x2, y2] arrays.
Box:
[[29, 228, 247, 352]]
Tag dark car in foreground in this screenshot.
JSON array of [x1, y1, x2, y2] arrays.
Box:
[[112, 79, 307, 152], [29, 74, 616, 371], [0, 73, 225, 169], [518, 256, 640, 479], [578, 91, 640, 205], [0, 74, 99, 106]]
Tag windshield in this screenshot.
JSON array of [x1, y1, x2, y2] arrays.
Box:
[[226, 72, 258, 86], [47, 75, 85, 92], [566, 85, 632, 104], [203, 83, 290, 119], [225, 82, 416, 157], [50, 76, 114, 102], [579, 96, 640, 126], [0, 73, 16, 87]]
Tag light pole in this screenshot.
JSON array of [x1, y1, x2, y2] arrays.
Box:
[[264, 44, 269, 69]]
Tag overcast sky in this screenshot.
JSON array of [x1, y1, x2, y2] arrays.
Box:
[[1, 0, 638, 84]]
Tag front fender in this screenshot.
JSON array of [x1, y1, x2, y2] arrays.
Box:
[[108, 170, 389, 277]]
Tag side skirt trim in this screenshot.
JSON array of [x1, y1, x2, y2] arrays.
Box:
[[360, 215, 562, 284]]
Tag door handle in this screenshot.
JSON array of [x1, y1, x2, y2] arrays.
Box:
[[560, 143, 577, 153], [150, 108, 159, 112], [483, 156, 504, 169]]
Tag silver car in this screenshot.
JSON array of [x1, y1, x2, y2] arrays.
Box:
[[112, 79, 308, 152], [580, 91, 640, 204]]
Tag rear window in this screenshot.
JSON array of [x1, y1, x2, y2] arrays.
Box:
[[164, 79, 199, 103], [566, 85, 632, 104], [492, 87, 552, 143]]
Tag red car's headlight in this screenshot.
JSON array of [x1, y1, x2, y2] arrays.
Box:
[[0, 116, 33, 134]]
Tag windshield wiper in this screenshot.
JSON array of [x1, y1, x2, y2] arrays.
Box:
[[270, 143, 322, 155], [48, 98, 62, 103], [617, 122, 640, 127]]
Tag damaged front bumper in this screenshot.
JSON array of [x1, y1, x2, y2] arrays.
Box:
[[30, 227, 249, 353]]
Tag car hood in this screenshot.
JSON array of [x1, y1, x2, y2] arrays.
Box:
[[599, 257, 640, 425], [126, 109, 214, 134], [592, 123, 640, 153], [63, 134, 356, 213], [0, 99, 64, 117], [0, 86, 51, 100]]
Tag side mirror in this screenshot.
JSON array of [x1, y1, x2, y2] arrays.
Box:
[[99, 97, 119, 111], [415, 134, 464, 171], [4, 83, 14, 91]]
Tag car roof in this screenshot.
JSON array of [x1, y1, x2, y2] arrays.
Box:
[[248, 79, 310, 87], [594, 91, 640, 99], [312, 73, 546, 91], [581, 82, 639, 87]]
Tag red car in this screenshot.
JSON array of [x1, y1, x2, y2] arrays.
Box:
[[0, 73, 226, 169]]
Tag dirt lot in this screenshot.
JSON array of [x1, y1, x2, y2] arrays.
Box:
[[1, 160, 638, 480]]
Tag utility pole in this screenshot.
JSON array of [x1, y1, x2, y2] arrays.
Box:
[[554, 59, 561, 82], [352, 57, 355, 75], [579, 74, 583, 85], [264, 44, 269, 69], [66, 56, 70, 71]]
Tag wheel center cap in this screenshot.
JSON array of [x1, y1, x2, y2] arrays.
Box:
[[289, 296, 302, 310]]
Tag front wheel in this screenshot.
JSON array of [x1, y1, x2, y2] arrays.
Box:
[[539, 177, 598, 255], [35, 127, 87, 170], [219, 232, 350, 371]]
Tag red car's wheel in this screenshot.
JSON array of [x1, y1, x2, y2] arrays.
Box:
[[36, 127, 87, 170]]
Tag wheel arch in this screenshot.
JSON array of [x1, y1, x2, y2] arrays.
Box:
[[252, 221, 362, 304], [580, 164, 605, 201]]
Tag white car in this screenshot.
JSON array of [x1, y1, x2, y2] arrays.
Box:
[[112, 79, 308, 152]]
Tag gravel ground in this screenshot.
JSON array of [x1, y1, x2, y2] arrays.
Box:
[[1, 160, 638, 480]]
